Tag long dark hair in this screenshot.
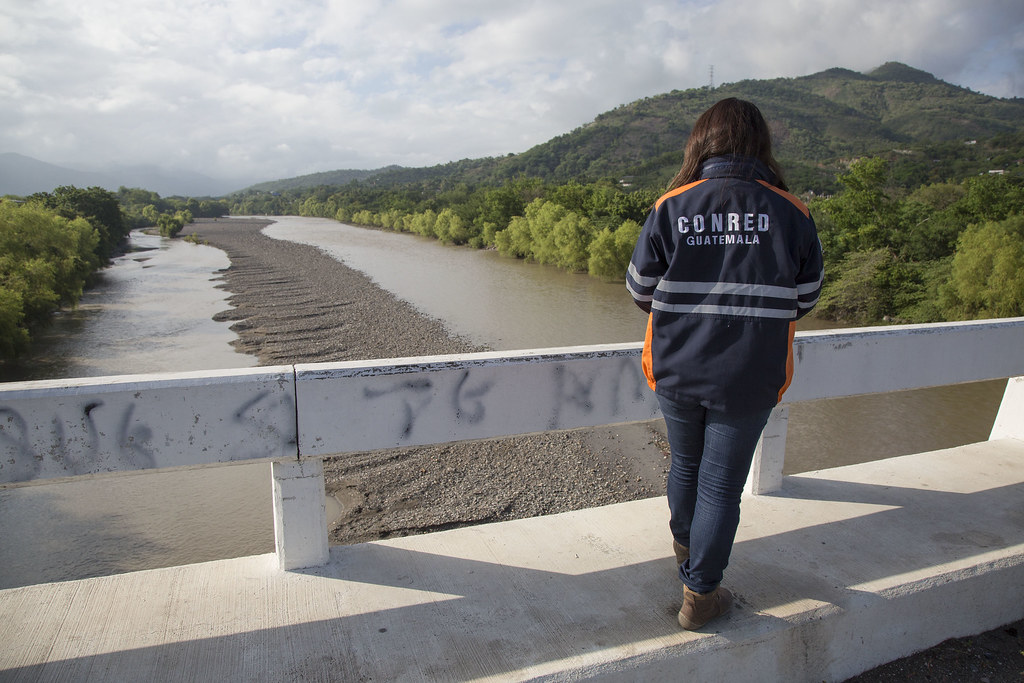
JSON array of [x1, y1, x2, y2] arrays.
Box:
[[667, 98, 788, 192]]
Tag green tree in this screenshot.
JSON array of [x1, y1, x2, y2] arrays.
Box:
[[956, 174, 1024, 223], [495, 215, 534, 258], [0, 201, 99, 357], [31, 186, 127, 262], [897, 183, 965, 261], [1, 202, 98, 305], [409, 210, 437, 237], [477, 180, 534, 235], [943, 215, 1024, 319], [448, 213, 475, 244], [547, 181, 590, 216], [552, 212, 595, 271], [588, 219, 642, 279], [434, 208, 474, 244], [813, 157, 902, 262], [157, 214, 184, 237], [142, 204, 160, 225], [897, 258, 952, 323], [197, 199, 230, 218], [587, 228, 619, 279], [526, 199, 567, 265], [814, 248, 917, 324], [0, 285, 27, 358]]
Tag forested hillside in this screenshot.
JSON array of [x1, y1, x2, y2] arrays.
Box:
[[239, 62, 1024, 197], [228, 63, 1024, 328], [241, 167, 401, 193]]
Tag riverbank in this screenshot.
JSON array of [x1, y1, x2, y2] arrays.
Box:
[[192, 218, 1023, 680]]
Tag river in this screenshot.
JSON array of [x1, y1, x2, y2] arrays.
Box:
[[258, 216, 1005, 469], [0, 218, 1006, 588]]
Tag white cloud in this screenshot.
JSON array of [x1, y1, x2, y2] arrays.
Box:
[[1, 0, 1021, 187]]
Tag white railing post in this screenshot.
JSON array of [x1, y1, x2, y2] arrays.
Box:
[[272, 457, 329, 570], [990, 375, 1024, 441], [746, 404, 789, 495]]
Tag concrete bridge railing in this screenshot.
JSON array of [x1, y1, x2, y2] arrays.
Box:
[[2, 318, 1023, 573]]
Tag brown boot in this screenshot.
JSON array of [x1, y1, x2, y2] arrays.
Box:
[[677, 585, 733, 630], [672, 540, 689, 566]]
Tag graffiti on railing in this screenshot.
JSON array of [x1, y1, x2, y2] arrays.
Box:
[[233, 390, 299, 452], [452, 370, 495, 424], [1, 387, 297, 483], [0, 400, 157, 481], [362, 370, 496, 438], [359, 357, 652, 441], [549, 357, 649, 430], [0, 407, 33, 480], [2, 353, 657, 481], [363, 378, 436, 439]]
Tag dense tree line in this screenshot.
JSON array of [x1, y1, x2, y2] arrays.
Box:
[[1, 187, 129, 357], [116, 187, 229, 237], [232, 156, 1024, 325], [1, 186, 230, 360], [231, 178, 658, 280], [812, 160, 1024, 323], [29, 186, 128, 264]]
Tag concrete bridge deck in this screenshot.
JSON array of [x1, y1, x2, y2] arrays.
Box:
[[3, 437, 1022, 682]]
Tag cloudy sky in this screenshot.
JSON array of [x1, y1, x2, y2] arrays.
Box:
[[2, 0, 1022, 186]]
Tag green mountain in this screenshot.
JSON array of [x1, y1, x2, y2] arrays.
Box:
[[241, 62, 1024, 196], [241, 166, 402, 192]]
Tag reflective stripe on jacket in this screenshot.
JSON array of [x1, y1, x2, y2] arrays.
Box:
[[626, 155, 824, 411]]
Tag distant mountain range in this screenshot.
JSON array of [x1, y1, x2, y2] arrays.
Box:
[[0, 153, 245, 198], [5, 62, 1023, 199]]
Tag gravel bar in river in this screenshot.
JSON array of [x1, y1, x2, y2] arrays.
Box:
[[190, 217, 668, 545]]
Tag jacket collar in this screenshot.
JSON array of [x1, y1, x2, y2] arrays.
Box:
[[699, 155, 773, 183]]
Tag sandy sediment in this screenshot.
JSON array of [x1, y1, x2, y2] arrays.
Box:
[[191, 217, 668, 546]]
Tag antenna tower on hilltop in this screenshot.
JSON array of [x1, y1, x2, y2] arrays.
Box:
[[708, 65, 715, 89]]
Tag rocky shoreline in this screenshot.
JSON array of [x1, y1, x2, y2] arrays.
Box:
[[192, 218, 1023, 681]]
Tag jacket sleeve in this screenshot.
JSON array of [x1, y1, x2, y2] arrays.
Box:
[[626, 207, 669, 314], [794, 215, 824, 320]]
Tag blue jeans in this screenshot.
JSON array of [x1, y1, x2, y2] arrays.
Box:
[[658, 394, 772, 594]]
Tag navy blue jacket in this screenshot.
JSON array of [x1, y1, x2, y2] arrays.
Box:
[[626, 155, 823, 411]]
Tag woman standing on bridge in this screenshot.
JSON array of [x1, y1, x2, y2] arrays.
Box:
[[626, 98, 823, 630]]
